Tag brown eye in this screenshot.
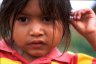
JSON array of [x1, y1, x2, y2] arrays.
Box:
[[17, 16, 29, 23], [42, 16, 55, 23]]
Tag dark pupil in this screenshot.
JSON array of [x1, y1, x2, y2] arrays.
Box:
[[45, 17, 50, 21], [20, 17, 27, 22], [44, 16, 55, 21]]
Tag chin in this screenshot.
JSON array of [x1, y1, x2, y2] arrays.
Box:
[[30, 51, 48, 57]]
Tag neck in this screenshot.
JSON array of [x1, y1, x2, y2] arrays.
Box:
[[22, 52, 40, 62]]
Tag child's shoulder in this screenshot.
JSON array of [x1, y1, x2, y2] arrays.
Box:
[[0, 40, 24, 64], [0, 39, 13, 58], [70, 52, 96, 64], [52, 51, 96, 64]]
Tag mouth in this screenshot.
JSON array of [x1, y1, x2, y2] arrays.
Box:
[[27, 40, 47, 48]]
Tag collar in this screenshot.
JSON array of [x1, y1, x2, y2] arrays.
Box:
[[53, 51, 74, 63], [0, 39, 15, 53], [30, 48, 74, 64]]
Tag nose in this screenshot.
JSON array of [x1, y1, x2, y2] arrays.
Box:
[[29, 22, 45, 37]]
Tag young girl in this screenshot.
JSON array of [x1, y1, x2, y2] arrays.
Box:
[[0, 0, 96, 64]]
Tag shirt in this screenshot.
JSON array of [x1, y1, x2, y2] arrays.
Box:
[[0, 39, 96, 64]]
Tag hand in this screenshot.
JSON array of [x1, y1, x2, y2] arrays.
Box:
[[71, 8, 96, 50], [71, 8, 96, 36]]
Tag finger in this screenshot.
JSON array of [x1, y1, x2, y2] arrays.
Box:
[[84, 8, 95, 14], [70, 10, 82, 21], [81, 8, 96, 17]]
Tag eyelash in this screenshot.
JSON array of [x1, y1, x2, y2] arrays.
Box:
[[42, 16, 55, 23], [17, 16, 29, 23]]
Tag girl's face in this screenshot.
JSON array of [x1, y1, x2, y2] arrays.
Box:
[[13, 0, 63, 61]]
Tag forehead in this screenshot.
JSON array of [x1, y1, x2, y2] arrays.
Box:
[[26, 0, 39, 10], [22, 0, 41, 16]]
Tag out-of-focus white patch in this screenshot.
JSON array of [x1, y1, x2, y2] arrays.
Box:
[[70, 1, 96, 10], [0, 0, 3, 5]]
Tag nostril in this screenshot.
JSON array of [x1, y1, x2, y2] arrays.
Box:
[[29, 30, 44, 37]]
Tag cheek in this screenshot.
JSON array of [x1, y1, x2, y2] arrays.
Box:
[[12, 24, 27, 47], [53, 31, 63, 47], [52, 24, 63, 47]]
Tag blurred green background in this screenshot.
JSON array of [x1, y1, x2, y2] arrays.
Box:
[[70, 27, 96, 57], [59, 1, 96, 57]]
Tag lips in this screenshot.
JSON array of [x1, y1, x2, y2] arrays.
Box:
[[27, 40, 47, 48]]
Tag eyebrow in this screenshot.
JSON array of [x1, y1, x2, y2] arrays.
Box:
[[19, 11, 45, 18], [19, 12, 33, 16]]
